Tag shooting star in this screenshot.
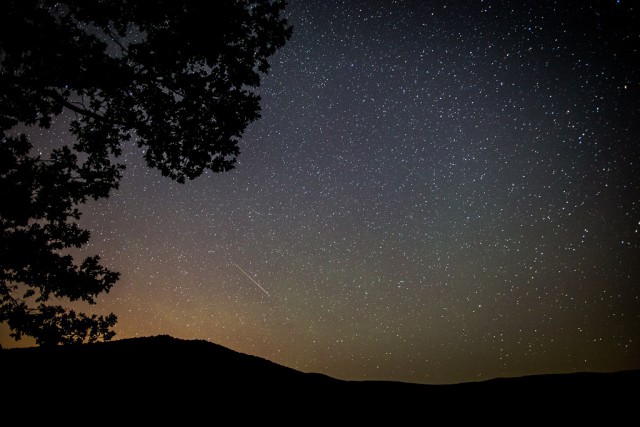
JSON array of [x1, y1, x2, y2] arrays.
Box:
[[233, 263, 270, 297]]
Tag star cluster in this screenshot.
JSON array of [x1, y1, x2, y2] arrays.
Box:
[[3, 0, 638, 384]]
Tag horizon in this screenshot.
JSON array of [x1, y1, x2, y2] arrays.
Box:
[[4, 333, 637, 386]]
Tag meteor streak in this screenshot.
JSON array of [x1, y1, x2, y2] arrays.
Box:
[[233, 263, 270, 297]]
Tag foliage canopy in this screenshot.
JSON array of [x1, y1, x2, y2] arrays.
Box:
[[0, 0, 291, 345]]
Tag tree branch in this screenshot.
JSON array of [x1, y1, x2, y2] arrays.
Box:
[[44, 89, 107, 122], [104, 26, 129, 55]]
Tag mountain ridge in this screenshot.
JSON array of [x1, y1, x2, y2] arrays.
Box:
[[2, 334, 637, 417], [3, 334, 637, 384]]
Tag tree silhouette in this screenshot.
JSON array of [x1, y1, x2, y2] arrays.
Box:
[[0, 0, 292, 345]]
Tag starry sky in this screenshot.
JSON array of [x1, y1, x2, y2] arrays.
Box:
[[2, 0, 639, 384]]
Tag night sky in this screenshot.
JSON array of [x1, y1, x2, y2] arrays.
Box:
[[2, 0, 639, 384]]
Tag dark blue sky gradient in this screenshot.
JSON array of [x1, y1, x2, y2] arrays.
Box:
[[3, 0, 638, 384]]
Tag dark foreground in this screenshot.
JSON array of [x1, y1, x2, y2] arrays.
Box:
[[2, 335, 637, 419]]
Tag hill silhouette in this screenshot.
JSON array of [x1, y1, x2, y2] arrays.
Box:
[[2, 335, 637, 419]]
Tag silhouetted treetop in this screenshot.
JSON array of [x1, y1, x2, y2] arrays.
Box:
[[0, 0, 291, 345], [0, 0, 292, 182]]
